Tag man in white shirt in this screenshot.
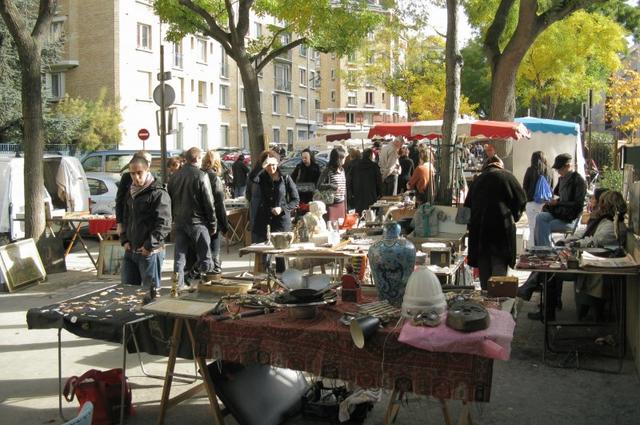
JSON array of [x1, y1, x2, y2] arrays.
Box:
[[378, 137, 404, 196]]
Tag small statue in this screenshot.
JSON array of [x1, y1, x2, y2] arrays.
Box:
[[304, 201, 328, 237]]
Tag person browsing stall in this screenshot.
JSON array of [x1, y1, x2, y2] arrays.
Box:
[[378, 137, 403, 196], [120, 156, 172, 291], [202, 150, 229, 276], [291, 149, 321, 204]]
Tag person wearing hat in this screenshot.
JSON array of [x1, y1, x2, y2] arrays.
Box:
[[534, 153, 587, 246]]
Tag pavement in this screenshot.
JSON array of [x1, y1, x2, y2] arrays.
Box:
[[1, 238, 640, 425]]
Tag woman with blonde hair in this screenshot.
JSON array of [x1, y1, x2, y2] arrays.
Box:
[[201, 150, 228, 274], [407, 146, 435, 204]]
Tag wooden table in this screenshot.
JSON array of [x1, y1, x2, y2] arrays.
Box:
[[197, 299, 495, 425], [224, 208, 248, 253]]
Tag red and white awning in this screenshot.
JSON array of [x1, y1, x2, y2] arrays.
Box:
[[367, 119, 531, 141]]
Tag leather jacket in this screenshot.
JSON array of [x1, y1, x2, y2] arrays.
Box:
[[120, 180, 172, 251], [544, 170, 586, 222], [167, 163, 217, 232]]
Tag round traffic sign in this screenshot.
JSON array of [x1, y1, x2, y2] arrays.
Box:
[[153, 83, 175, 108], [138, 128, 150, 141]]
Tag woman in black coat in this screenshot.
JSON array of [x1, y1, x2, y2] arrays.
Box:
[[347, 148, 382, 214], [291, 149, 321, 203], [464, 156, 526, 289], [250, 156, 300, 244]]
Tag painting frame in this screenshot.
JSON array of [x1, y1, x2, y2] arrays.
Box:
[[97, 239, 125, 278], [0, 238, 47, 292]]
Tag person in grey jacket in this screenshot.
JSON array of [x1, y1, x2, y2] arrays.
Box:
[[167, 147, 216, 288]]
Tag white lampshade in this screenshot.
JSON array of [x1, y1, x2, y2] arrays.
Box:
[[401, 266, 447, 318]]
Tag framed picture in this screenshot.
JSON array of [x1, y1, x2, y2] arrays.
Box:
[[0, 238, 47, 292], [97, 240, 125, 278]]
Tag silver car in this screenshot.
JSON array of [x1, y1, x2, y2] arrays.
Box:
[[86, 172, 119, 215]]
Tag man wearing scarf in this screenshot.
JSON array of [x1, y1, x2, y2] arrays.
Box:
[[464, 156, 527, 289], [120, 156, 172, 290]]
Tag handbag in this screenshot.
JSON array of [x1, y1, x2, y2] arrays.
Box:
[[63, 368, 132, 425], [313, 168, 336, 205]]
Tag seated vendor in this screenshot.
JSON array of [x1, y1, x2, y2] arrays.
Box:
[[529, 190, 627, 322]]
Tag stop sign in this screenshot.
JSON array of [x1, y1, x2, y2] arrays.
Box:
[[138, 128, 150, 141]]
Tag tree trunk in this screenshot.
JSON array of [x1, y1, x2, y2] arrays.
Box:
[[438, 0, 462, 205], [488, 53, 520, 121], [21, 53, 46, 241], [237, 56, 266, 161]]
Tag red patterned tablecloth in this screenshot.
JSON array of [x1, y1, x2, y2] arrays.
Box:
[[197, 301, 493, 402]]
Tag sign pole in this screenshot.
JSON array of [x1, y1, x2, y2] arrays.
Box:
[[159, 21, 168, 184]]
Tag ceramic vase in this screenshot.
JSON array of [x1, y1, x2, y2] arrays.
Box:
[[367, 222, 416, 306]]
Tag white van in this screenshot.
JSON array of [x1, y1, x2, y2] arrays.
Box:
[[0, 155, 91, 241]]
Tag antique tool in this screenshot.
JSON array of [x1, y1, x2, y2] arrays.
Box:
[[356, 300, 401, 323], [446, 301, 490, 332]]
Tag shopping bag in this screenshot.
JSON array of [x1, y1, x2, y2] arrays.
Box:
[[63, 368, 132, 425], [534, 175, 553, 203]]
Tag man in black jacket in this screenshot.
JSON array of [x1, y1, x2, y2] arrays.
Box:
[[120, 156, 172, 290], [348, 149, 382, 213], [231, 154, 250, 198], [167, 147, 217, 287], [535, 153, 587, 246]]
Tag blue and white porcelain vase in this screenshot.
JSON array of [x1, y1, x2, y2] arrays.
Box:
[[367, 222, 416, 306]]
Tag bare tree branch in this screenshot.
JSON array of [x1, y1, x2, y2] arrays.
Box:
[[178, 0, 232, 52], [256, 36, 306, 74]]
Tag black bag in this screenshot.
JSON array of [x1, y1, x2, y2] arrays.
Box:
[[301, 381, 373, 424]]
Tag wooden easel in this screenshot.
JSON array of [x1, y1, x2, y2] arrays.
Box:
[[157, 317, 224, 425]]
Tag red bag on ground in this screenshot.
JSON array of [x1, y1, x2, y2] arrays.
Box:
[[63, 368, 132, 425]]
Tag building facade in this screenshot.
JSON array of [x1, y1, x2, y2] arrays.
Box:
[[47, 1, 401, 152]]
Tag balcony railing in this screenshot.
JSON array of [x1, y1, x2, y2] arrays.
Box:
[[274, 79, 292, 93]]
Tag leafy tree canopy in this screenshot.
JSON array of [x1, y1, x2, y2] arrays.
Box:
[[606, 68, 640, 142], [517, 11, 626, 117]]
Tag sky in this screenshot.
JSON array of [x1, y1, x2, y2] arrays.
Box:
[[426, 5, 475, 46]]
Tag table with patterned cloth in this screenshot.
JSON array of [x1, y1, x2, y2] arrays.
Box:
[[196, 300, 494, 403]]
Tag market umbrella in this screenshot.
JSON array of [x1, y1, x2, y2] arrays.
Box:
[[367, 119, 531, 141]]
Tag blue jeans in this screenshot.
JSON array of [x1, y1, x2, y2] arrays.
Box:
[[174, 224, 213, 285], [121, 249, 164, 289], [535, 212, 578, 246], [210, 231, 222, 274], [234, 185, 246, 198]]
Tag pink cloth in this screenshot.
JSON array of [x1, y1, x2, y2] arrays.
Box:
[[398, 308, 516, 360]]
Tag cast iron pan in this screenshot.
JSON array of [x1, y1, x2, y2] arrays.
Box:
[[289, 288, 324, 302]]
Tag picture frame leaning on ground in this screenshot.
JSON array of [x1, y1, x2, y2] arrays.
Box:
[[0, 238, 47, 292]]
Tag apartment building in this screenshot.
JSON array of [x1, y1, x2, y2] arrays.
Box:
[[46, 1, 322, 152], [48, 0, 230, 151], [318, 1, 407, 135], [219, 19, 322, 151]]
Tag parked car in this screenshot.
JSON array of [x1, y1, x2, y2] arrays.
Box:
[[279, 156, 328, 176], [86, 172, 119, 215], [0, 155, 91, 241], [80, 149, 181, 181]]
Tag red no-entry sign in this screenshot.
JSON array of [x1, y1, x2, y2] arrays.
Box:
[[138, 128, 150, 141]]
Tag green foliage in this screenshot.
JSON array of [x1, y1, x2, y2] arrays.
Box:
[[590, 132, 615, 169], [599, 166, 623, 193], [588, 0, 640, 41], [154, 0, 382, 58], [47, 89, 123, 152], [0, 0, 64, 142], [460, 39, 491, 117]]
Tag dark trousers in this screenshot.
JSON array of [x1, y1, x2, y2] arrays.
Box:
[[121, 249, 164, 289], [210, 231, 223, 274], [382, 174, 398, 196], [174, 224, 212, 285], [477, 254, 508, 290]]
